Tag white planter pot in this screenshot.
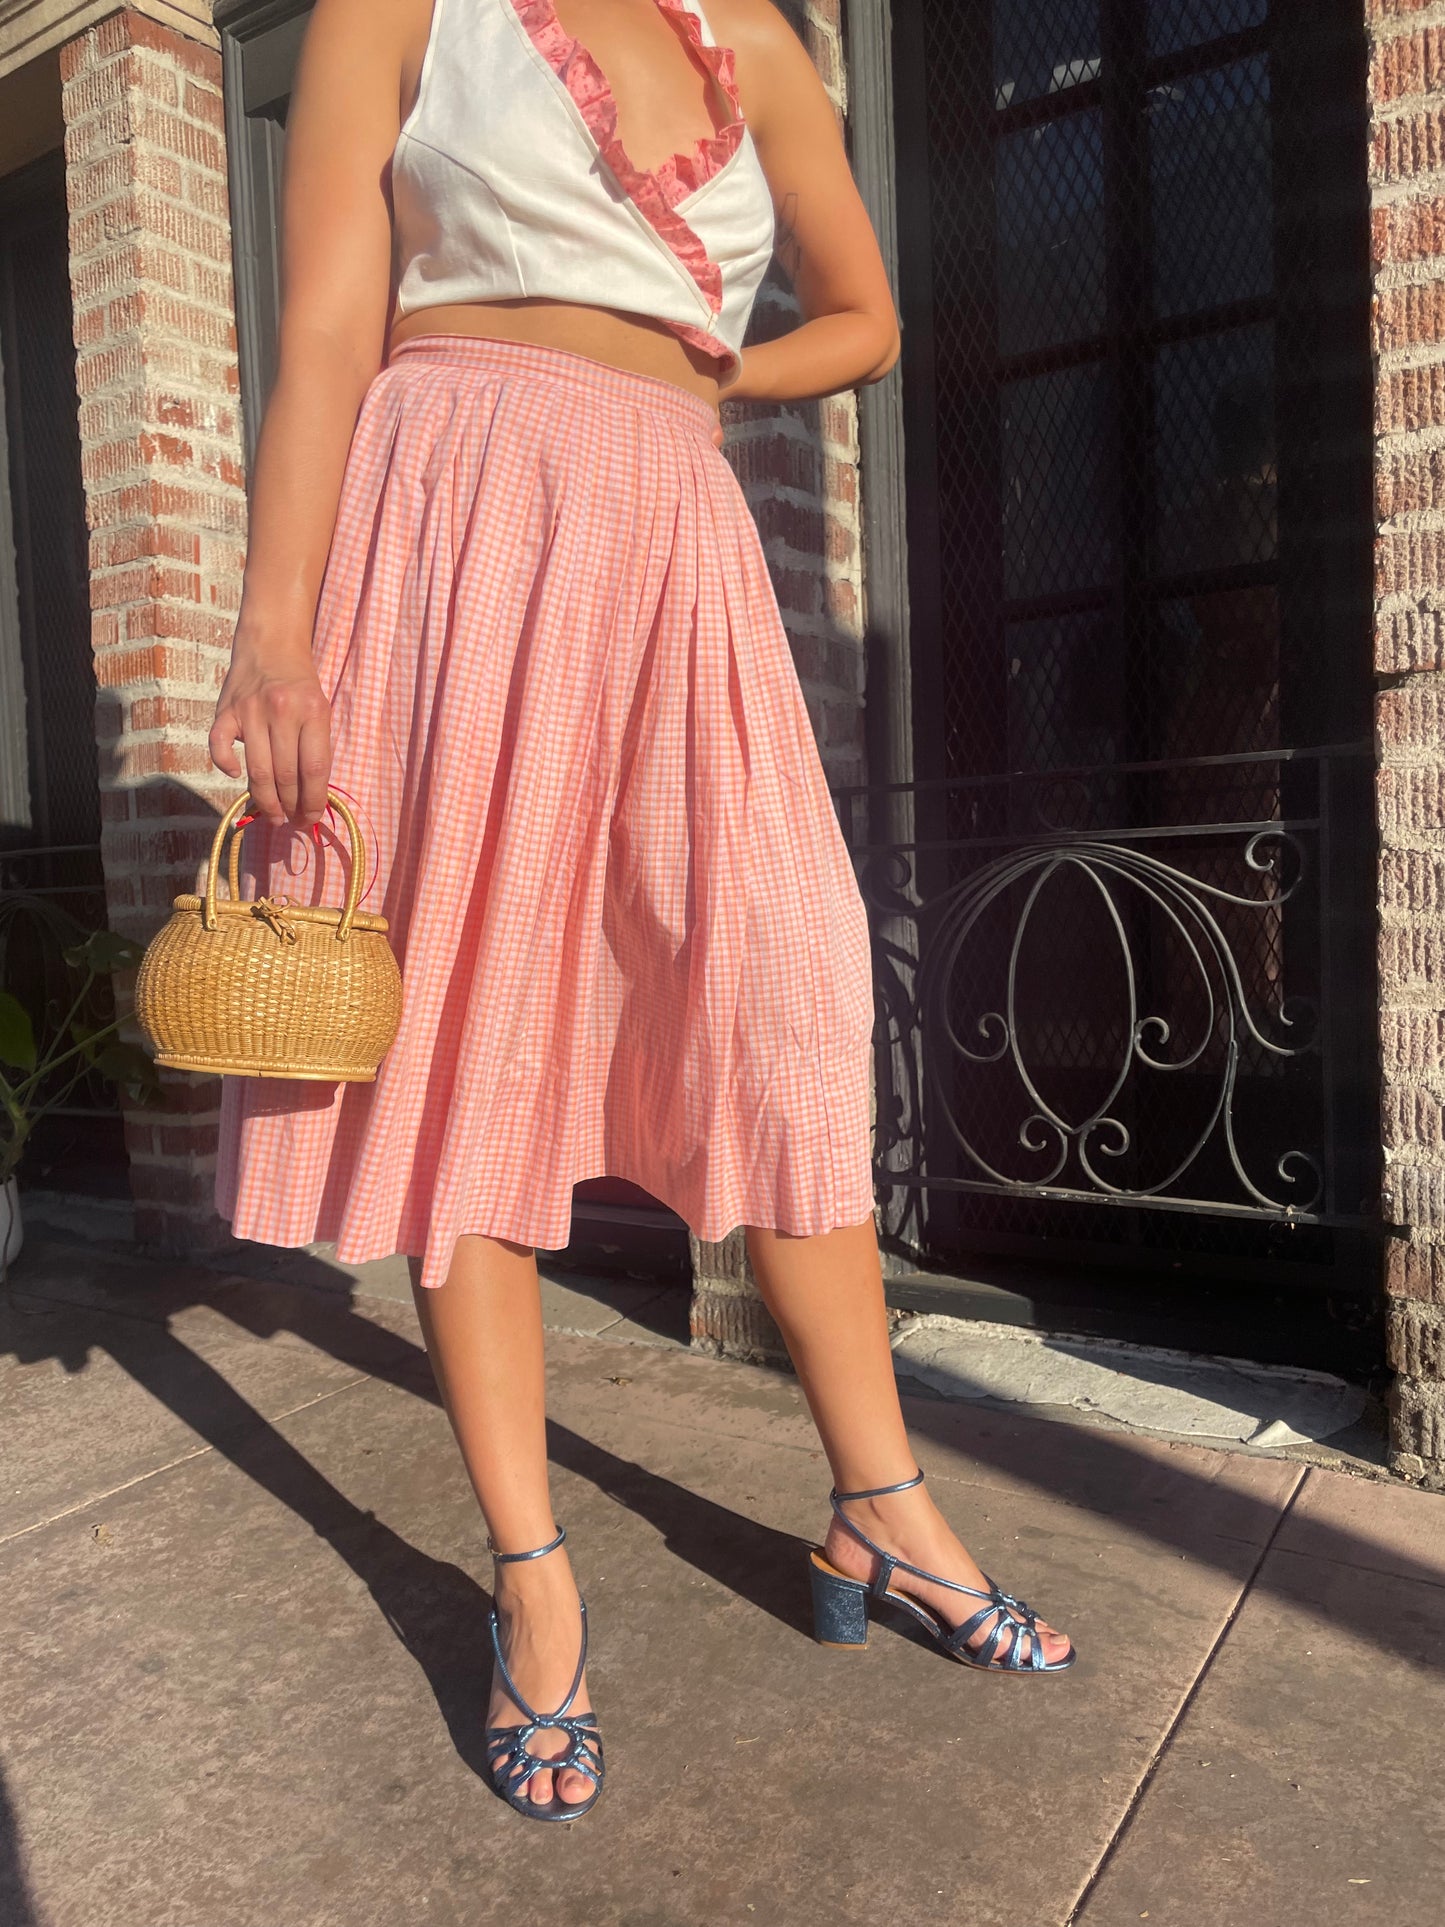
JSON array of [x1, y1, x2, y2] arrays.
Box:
[[1, 1176, 21, 1271]]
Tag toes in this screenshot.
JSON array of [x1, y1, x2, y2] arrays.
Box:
[[519, 1759, 596, 1807], [1021, 1626, 1070, 1665], [1027, 1616, 1070, 1662], [968, 1614, 1074, 1667]]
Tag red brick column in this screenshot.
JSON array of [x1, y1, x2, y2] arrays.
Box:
[[690, 0, 872, 1360], [60, 8, 246, 1254], [1370, 0, 1445, 1481]]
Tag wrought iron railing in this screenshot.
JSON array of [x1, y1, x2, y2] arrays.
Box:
[[834, 743, 1378, 1261]]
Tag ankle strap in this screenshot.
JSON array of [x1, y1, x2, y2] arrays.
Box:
[[487, 1524, 566, 1563], [832, 1469, 924, 1504]]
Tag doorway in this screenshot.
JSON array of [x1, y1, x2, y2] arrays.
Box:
[[877, 0, 1380, 1372]]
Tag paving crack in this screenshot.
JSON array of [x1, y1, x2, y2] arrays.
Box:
[[0, 1373, 371, 1549], [1063, 1463, 1311, 1925]]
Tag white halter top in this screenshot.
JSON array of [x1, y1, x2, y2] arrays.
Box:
[[390, 0, 778, 374]]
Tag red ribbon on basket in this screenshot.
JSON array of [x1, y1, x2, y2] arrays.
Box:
[[235, 782, 380, 908]]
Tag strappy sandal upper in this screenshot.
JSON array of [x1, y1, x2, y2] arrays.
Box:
[[483, 1526, 605, 1821], [814, 1469, 1076, 1673]]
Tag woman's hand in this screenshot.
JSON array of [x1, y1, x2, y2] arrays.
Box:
[[710, 351, 747, 447], [209, 648, 332, 829]]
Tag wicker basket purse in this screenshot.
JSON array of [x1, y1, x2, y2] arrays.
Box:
[[135, 790, 402, 1081]]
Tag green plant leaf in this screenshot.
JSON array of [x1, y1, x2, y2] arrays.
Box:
[[70, 1022, 108, 1064], [78, 1037, 160, 1103], [0, 992, 36, 1073], [61, 929, 144, 974]]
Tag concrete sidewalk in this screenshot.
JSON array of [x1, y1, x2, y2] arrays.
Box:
[[1, 1233, 1442, 1927]]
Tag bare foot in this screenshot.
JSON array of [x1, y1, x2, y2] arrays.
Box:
[[487, 1549, 598, 1807], [822, 1482, 1073, 1668]]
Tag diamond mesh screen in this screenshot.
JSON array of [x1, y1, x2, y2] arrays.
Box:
[[0, 185, 100, 856], [890, 0, 1376, 1277], [0, 159, 114, 1146]]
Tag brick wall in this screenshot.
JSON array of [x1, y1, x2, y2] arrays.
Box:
[[1370, 0, 1445, 1481], [691, 0, 872, 1359], [60, 7, 245, 1253]]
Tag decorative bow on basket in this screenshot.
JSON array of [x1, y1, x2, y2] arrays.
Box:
[[134, 790, 402, 1081]]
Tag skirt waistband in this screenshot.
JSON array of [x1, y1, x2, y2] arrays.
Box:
[[385, 332, 721, 434]]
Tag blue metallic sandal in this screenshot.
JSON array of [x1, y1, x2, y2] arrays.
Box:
[[808, 1469, 1076, 1673], [483, 1526, 605, 1821]]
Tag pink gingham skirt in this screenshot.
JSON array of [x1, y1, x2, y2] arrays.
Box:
[[215, 333, 877, 1291]]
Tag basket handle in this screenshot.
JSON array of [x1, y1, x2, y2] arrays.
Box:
[[203, 791, 369, 941]]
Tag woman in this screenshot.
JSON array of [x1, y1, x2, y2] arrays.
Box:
[[210, 0, 1075, 1824]]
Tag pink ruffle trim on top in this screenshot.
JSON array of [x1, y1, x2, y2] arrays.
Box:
[[510, 0, 747, 366], [643, 0, 747, 206]]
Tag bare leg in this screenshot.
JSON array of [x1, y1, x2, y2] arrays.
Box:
[[409, 1234, 595, 1803], [744, 1215, 1071, 1665]]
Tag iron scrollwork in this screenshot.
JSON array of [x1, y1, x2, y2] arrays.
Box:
[[911, 831, 1322, 1215], [848, 745, 1370, 1234]]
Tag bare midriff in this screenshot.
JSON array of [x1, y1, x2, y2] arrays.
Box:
[[385, 296, 729, 410]]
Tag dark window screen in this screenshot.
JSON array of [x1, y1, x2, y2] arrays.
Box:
[[0, 150, 122, 1183], [886, 0, 1380, 1318], [901, 0, 1375, 785], [0, 150, 99, 859]]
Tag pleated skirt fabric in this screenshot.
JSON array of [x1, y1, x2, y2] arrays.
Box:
[[215, 333, 877, 1291]]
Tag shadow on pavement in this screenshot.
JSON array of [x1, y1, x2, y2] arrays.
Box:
[[3, 1247, 822, 1801], [0, 1767, 41, 1927], [6, 1234, 1444, 1699], [542, 1422, 815, 1637]]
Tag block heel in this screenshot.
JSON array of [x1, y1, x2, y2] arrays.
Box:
[[809, 1550, 870, 1647]]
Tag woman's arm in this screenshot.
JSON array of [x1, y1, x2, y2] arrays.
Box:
[[721, 0, 901, 407], [209, 0, 422, 828]]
